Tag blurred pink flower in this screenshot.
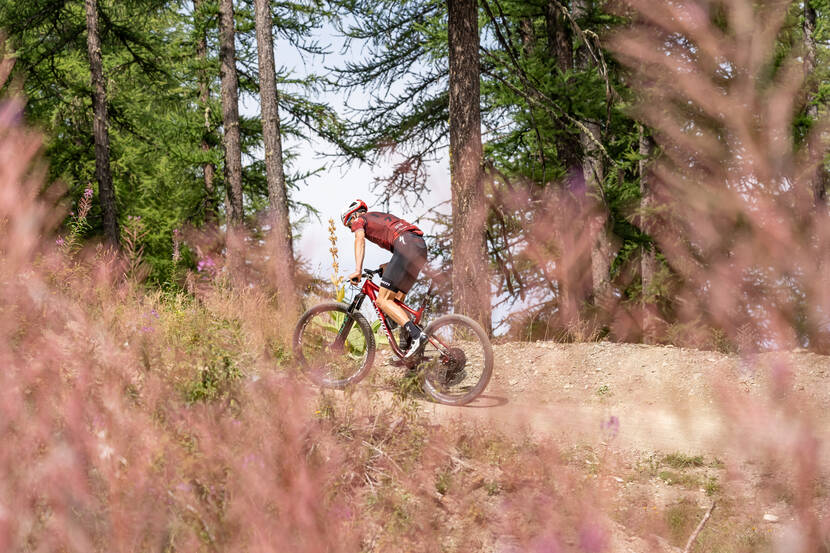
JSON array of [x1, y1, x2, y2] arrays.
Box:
[[578, 521, 607, 553], [601, 416, 619, 439], [197, 256, 217, 274]]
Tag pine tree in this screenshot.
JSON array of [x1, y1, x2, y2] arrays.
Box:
[[448, 0, 491, 333], [219, 0, 244, 227], [803, 0, 827, 208], [639, 127, 657, 343], [84, 0, 118, 246], [572, 0, 614, 301], [253, 0, 297, 308], [194, 0, 219, 221]]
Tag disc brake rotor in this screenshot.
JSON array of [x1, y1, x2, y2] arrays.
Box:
[[440, 347, 467, 386]]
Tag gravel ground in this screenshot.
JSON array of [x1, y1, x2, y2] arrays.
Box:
[[368, 340, 830, 551]]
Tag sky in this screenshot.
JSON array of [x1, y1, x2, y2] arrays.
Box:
[[239, 19, 522, 333], [257, 26, 453, 283], [289, 139, 452, 281]]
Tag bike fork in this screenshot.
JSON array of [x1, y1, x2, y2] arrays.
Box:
[[332, 293, 366, 351]]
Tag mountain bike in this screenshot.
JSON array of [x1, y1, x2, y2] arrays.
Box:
[[292, 267, 493, 406]]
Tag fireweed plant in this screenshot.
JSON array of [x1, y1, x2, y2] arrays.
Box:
[[121, 214, 149, 281], [328, 217, 346, 302], [56, 186, 93, 255]]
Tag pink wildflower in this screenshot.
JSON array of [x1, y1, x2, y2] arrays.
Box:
[[197, 256, 217, 274]]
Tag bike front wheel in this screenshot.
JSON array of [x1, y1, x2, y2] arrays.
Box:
[[419, 314, 493, 406], [292, 302, 375, 389]]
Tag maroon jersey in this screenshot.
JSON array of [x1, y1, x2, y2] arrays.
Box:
[[349, 211, 423, 251]]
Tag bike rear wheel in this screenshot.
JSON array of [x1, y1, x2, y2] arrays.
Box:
[[419, 314, 493, 406], [292, 302, 375, 389]]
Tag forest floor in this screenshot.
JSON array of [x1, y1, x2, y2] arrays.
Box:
[[362, 341, 830, 552]]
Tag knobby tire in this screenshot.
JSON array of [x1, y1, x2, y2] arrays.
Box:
[[420, 314, 493, 406], [292, 302, 375, 389]]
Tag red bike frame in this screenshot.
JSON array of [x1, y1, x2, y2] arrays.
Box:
[[356, 277, 426, 358]]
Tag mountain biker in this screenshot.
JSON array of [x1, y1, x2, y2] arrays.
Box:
[[342, 199, 428, 358]]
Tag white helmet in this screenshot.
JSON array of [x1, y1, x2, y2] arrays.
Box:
[[341, 199, 367, 227]]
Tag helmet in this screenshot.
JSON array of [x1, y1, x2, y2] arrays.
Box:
[[341, 199, 367, 227]]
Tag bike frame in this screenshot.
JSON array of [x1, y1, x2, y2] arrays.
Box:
[[344, 277, 426, 358], [330, 268, 454, 361]]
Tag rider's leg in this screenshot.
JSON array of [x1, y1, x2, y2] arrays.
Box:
[[381, 232, 428, 357], [376, 286, 412, 326]]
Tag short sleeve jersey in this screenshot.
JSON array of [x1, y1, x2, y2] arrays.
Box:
[[349, 211, 423, 252]]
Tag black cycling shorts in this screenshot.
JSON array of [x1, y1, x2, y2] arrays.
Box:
[[380, 232, 427, 294]]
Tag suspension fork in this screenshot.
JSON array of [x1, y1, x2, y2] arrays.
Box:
[[332, 293, 366, 351]]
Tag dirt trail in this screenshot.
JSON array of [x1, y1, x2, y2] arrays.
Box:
[[382, 341, 830, 461], [369, 342, 830, 551]]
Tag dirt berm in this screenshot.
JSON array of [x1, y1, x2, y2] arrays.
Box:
[[388, 341, 830, 461], [371, 341, 830, 551]]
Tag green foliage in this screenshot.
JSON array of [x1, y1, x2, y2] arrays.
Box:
[[665, 498, 703, 546], [662, 453, 705, 469], [658, 469, 702, 490], [484, 480, 502, 496], [704, 476, 722, 497], [186, 354, 242, 403], [435, 469, 451, 495], [371, 319, 390, 346], [9, 0, 830, 346], [395, 368, 422, 402], [57, 186, 94, 255], [2, 0, 341, 284], [311, 310, 370, 358]]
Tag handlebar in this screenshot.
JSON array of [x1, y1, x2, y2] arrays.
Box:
[[349, 267, 382, 286], [363, 267, 382, 278]]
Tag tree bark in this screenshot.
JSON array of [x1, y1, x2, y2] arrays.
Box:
[[573, 0, 613, 300], [253, 0, 297, 309], [545, 1, 580, 169], [518, 18, 534, 55], [639, 127, 657, 343], [218, 0, 244, 226], [804, 1, 827, 208], [448, 0, 491, 333], [544, 1, 572, 73], [194, 0, 217, 221], [84, 0, 118, 246]]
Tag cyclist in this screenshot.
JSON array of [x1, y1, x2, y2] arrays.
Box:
[[342, 199, 428, 358]]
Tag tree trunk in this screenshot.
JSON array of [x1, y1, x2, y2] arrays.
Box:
[[639, 127, 657, 343], [194, 0, 217, 221], [545, 1, 572, 73], [84, 0, 118, 246], [253, 0, 297, 310], [804, 1, 827, 208], [518, 18, 534, 55], [573, 0, 613, 300], [545, 1, 580, 169], [218, 0, 244, 226], [448, 0, 491, 333]]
